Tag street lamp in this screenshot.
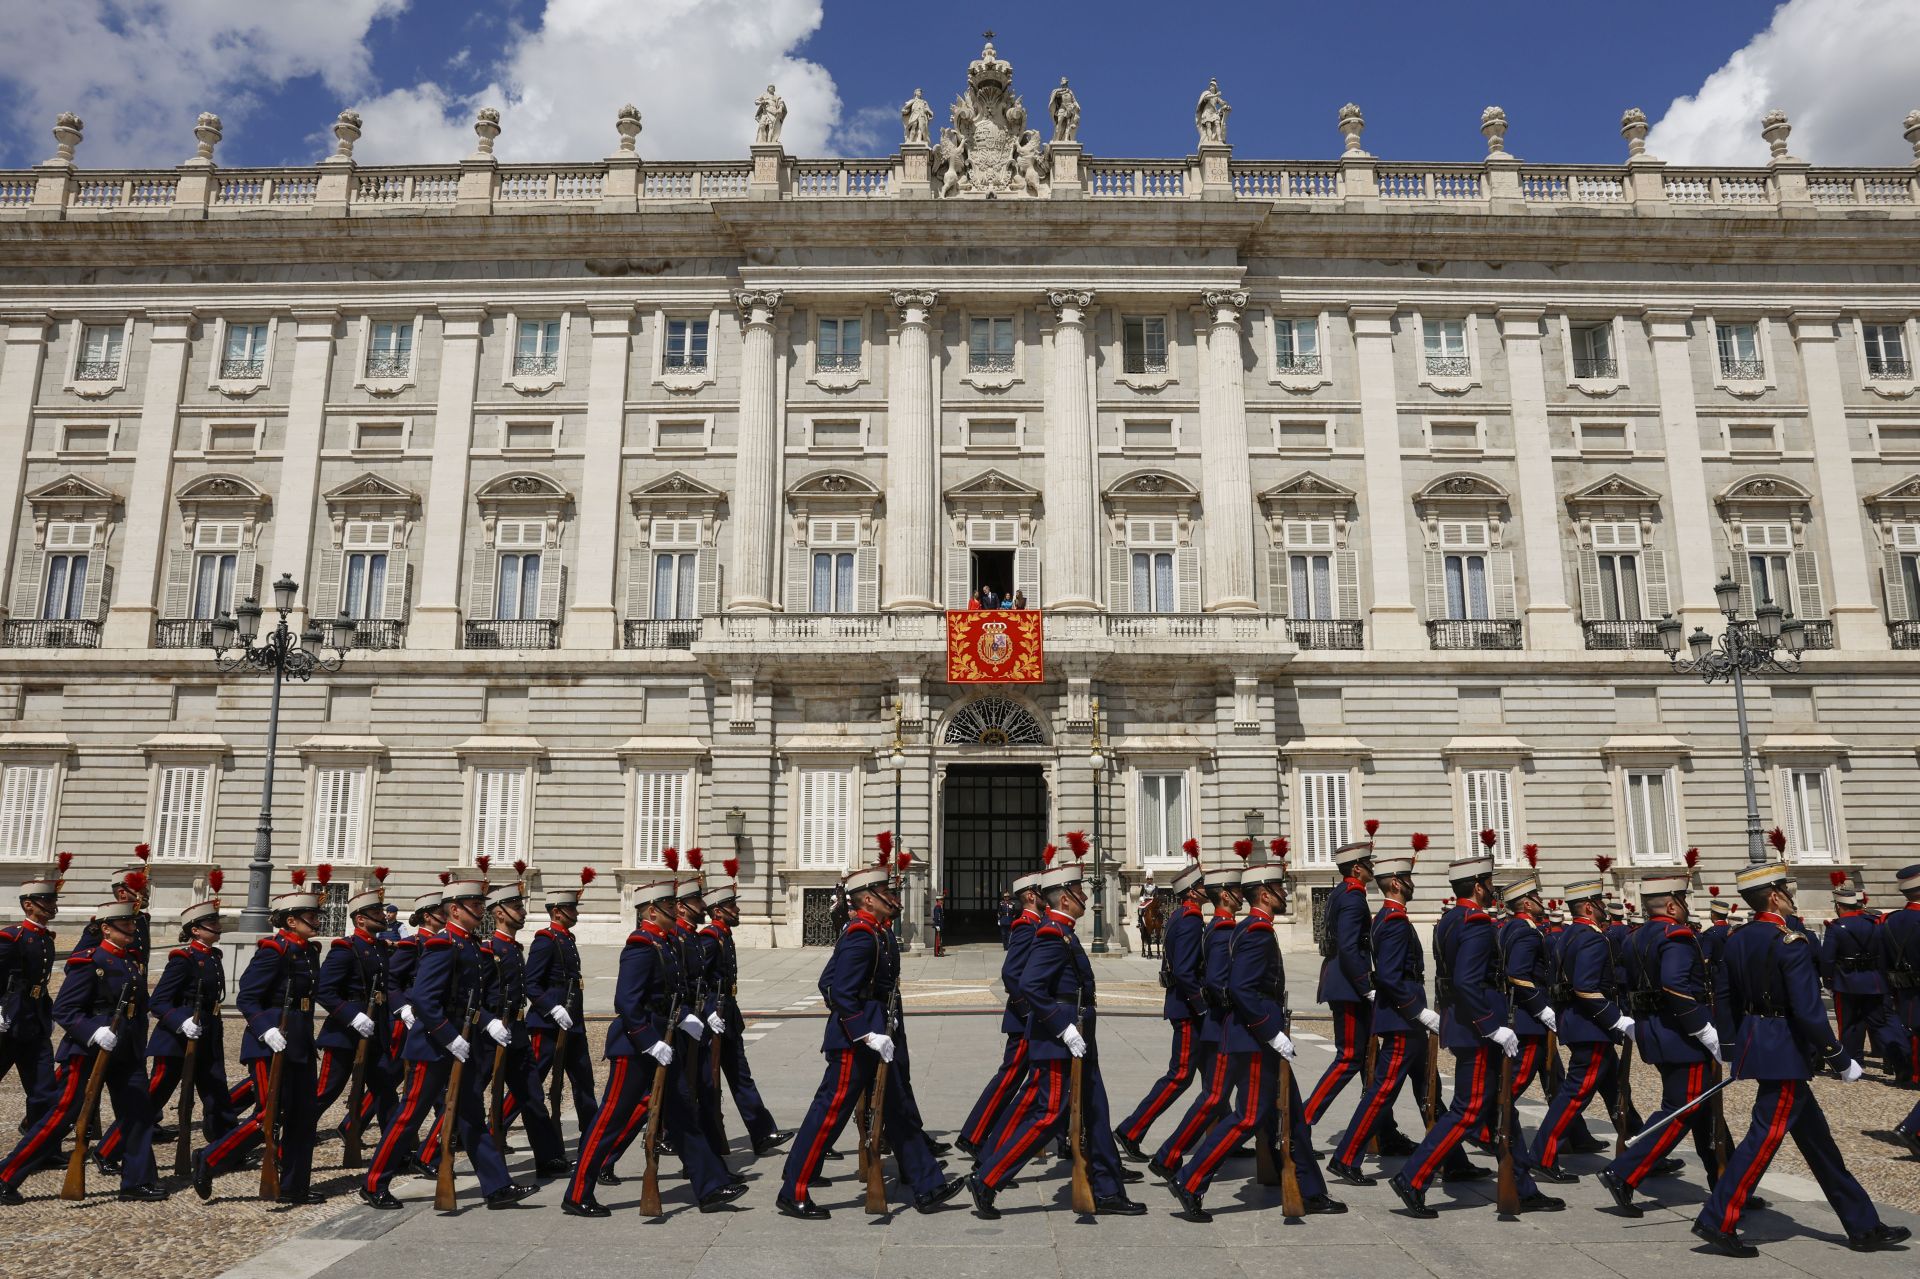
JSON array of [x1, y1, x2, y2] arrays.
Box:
[[1656, 573, 1807, 865], [1089, 697, 1110, 954], [210, 573, 350, 931]]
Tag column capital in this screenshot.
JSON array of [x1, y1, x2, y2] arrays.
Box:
[[734, 289, 784, 328], [888, 289, 939, 322], [1346, 303, 1397, 336], [1641, 307, 1694, 340], [1495, 305, 1546, 336], [288, 307, 340, 336], [0, 313, 53, 342], [436, 303, 490, 334], [146, 310, 197, 342], [586, 302, 638, 334], [1202, 289, 1249, 328], [1044, 289, 1095, 324], [1788, 310, 1843, 340]]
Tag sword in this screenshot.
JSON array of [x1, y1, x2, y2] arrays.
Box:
[[1617, 1075, 1737, 1155]]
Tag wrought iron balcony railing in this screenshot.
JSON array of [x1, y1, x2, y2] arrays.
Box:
[[365, 351, 411, 378], [1731, 616, 1833, 651], [155, 619, 218, 649], [74, 359, 119, 381], [1427, 618, 1523, 650], [1274, 354, 1323, 375], [624, 619, 701, 650], [1582, 619, 1663, 651], [663, 356, 708, 373], [968, 352, 1015, 373], [814, 352, 861, 372], [1286, 618, 1364, 649], [1868, 354, 1913, 380], [512, 354, 558, 376], [464, 619, 559, 650], [1123, 355, 1170, 375], [339, 619, 407, 650], [1424, 355, 1472, 377], [218, 358, 264, 380], [3, 619, 102, 648], [1891, 620, 1920, 649], [1572, 356, 1619, 379], [1719, 357, 1766, 380]]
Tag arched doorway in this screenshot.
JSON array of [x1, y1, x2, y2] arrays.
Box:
[[939, 694, 1051, 942]]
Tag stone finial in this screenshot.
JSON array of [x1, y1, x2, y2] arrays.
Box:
[[186, 112, 223, 166], [1761, 108, 1797, 163], [1338, 103, 1367, 157], [614, 103, 642, 154], [331, 110, 363, 162], [46, 112, 83, 166], [1621, 107, 1650, 161], [1481, 105, 1509, 157], [1902, 109, 1920, 165], [472, 106, 502, 158]]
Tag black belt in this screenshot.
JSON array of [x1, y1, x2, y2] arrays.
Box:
[[1625, 990, 1661, 1017], [1836, 955, 1874, 974]]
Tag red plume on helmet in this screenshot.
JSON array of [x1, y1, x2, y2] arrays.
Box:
[[373, 866, 390, 883], [1595, 854, 1614, 874], [474, 855, 491, 878], [290, 868, 307, 888], [56, 849, 74, 875], [1270, 837, 1289, 863], [1522, 843, 1539, 868], [1066, 830, 1090, 860], [438, 871, 452, 885], [207, 868, 224, 893], [1830, 870, 1850, 888], [685, 848, 703, 871], [315, 862, 333, 887], [1709, 885, 1720, 897], [1364, 818, 1380, 839], [513, 859, 528, 878], [1232, 838, 1253, 861], [122, 870, 148, 896], [663, 847, 679, 871], [133, 842, 151, 862], [1042, 843, 1059, 867], [898, 847, 913, 868], [1411, 832, 1430, 855], [1479, 828, 1498, 850], [1684, 847, 1701, 869], [876, 830, 894, 860], [722, 856, 739, 878], [1182, 837, 1200, 861], [1768, 827, 1788, 854], [580, 866, 597, 886]]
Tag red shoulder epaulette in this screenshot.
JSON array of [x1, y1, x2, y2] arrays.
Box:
[[66, 949, 95, 966], [257, 936, 285, 953], [1463, 909, 1494, 925], [1667, 926, 1696, 940], [169, 947, 190, 959], [843, 919, 878, 937], [1010, 915, 1034, 931], [1036, 924, 1066, 940], [535, 927, 556, 940], [700, 923, 723, 938], [395, 936, 419, 948], [0, 924, 17, 940], [1246, 918, 1275, 933], [421, 935, 453, 949], [330, 937, 354, 950], [626, 930, 658, 946]]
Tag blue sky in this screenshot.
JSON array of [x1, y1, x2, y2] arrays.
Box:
[[2, 1, 1916, 170]]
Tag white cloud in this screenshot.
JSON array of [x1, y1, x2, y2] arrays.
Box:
[[0, 0, 406, 167], [346, 0, 844, 164], [1646, 0, 1920, 166]]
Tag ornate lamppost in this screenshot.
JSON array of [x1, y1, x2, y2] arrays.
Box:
[[1088, 696, 1110, 954], [886, 696, 914, 950], [1656, 573, 1808, 866], [210, 574, 350, 930]]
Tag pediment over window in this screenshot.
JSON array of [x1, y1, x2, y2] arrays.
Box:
[[322, 473, 419, 547], [1413, 471, 1508, 539], [25, 474, 117, 547], [1565, 473, 1663, 530], [1104, 469, 1199, 501], [1865, 473, 1920, 523], [476, 471, 573, 504], [1414, 471, 1508, 504], [1259, 470, 1355, 525], [1716, 473, 1811, 512], [787, 469, 880, 501], [175, 472, 269, 541], [629, 471, 725, 510], [945, 468, 1040, 503]]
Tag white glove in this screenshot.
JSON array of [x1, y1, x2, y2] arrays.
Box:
[[1362, 989, 1375, 1002], [1538, 1007, 1558, 1034], [680, 1013, 707, 1041], [398, 1004, 417, 1030], [862, 1032, 896, 1063], [1612, 1014, 1636, 1038], [447, 1034, 470, 1063], [351, 1013, 377, 1039], [550, 1006, 574, 1031], [1692, 1024, 1722, 1061], [1270, 1031, 1296, 1060], [486, 1018, 511, 1046], [181, 1016, 202, 1040], [646, 1040, 674, 1067], [1839, 1058, 1864, 1083], [89, 1026, 119, 1052], [707, 1012, 726, 1036], [1489, 1026, 1520, 1058], [1060, 1025, 1087, 1058], [1417, 1008, 1442, 1034], [0, 1009, 9, 1033], [260, 1027, 287, 1054]]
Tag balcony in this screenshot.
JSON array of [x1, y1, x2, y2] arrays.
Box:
[[1732, 616, 1834, 651], [624, 619, 700, 650], [3, 619, 101, 648], [218, 358, 264, 380], [1891, 621, 1920, 649], [155, 619, 219, 649], [1718, 357, 1766, 380], [512, 354, 558, 376], [339, 619, 406, 650], [74, 359, 119, 381], [464, 619, 559, 650], [1286, 618, 1364, 650], [1572, 356, 1619, 379], [1123, 356, 1170, 375], [968, 352, 1014, 374], [1424, 354, 1471, 377], [663, 356, 708, 374], [1868, 354, 1913, 380], [813, 352, 860, 373], [1274, 353, 1323, 375], [1583, 619, 1663, 651], [1427, 619, 1522, 650], [365, 351, 411, 378]]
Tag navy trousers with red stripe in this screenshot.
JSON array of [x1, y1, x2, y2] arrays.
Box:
[[0, 1034, 57, 1120], [961, 1035, 1027, 1149], [780, 1045, 946, 1206], [3, 1050, 155, 1191], [975, 1054, 1125, 1200], [518, 1028, 599, 1133], [313, 1043, 398, 1139], [200, 1056, 320, 1198], [0, 1058, 84, 1187], [1152, 1039, 1226, 1171], [98, 1048, 240, 1161], [363, 1057, 510, 1199], [1181, 1048, 1327, 1200], [1118, 1018, 1199, 1144], [1335, 1030, 1433, 1166], [569, 1047, 730, 1205], [478, 1042, 566, 1166], [1399, 1045, 1540, 1196], [1603, 1058, 1717, 1188], [1303, 1000, 1370, 1124], [709, 1027, 779, 1147], [1533, 1040, 1615, 1168], [1697, 1078, 1880, 1237]]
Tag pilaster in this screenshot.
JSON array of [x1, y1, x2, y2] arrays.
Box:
[[884, 290, 940, 611], [0, 316, 51, 618], [728, 290, 783, 612], [1197, 290, 1258, 611], [565, 304, 637, 647], [410, 306, 487, 648], [1643, 308, 1721, 631], [268, 308, 340, 631], [1791, 310, 1886, 648], [1498, 306, 1581, 648], [1348, 304, 1423, 647], [1041, 289, 1099, 612], [104, 311, 194, 648]]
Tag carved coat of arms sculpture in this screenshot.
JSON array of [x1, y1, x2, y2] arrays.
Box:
[[930, 40, 1052, 198]]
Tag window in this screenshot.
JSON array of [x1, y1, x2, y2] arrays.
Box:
[[514, 319, 561, 376], [1285, 521, 1336, 621], [368, 321, 412, 378], [1136, 772, 1190, 864], [652, 551, 697, 619], [1297, 770, 1351, 868], [152, 763, 211, 861], [631, 770, 686, 867], [966, 419, 1016, 451], [470, 766, 526, 864], [1428, 420, 1480, 452], [61, 424, 109, 453], [1463, 768, 1516, 865], [1892, 524, 1920, 618], [1274, 318, 1320, 373], [1123, 316, 1168, 375], [1127, 519, 1177, 613], [1276, 419, 1330, 451], [310, 765, 367, 864], [354, 421, 404, 452], [807, 518, 859, 614], [1744, 523, 1793, 609], [795, 766, 853, 869], [665, 319, 708, 372], [1864, 323, 1910, 380], [0, 762, 55, 861], [1577, 422, 1629, 453], [816, 316, 861, 371], [1122, 420, 1173, 451], [1571, 324, 1616, 379], [1728, 423, 1778, 455], [1424, 319, 1469, 375], [77, 324, 123, 380], [1782, 767, 1836, 863], [191, 522, 244, 619], [496, 552, 542, 620], [1716, 321, 1763, 379], [969, 317, 1015, 372], [221, 322, 269, 379], [810, 419, 861, 451], [1593, 522, 1643, 621], [504, 420, 556, 451], [1623, 768, 1676, 864], [340, 522, 392, 620], [1441, 523, 1491, 620], [38, 522, 93, 622]]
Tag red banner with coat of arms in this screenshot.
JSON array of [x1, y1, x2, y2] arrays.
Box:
[[946, 609, 1044, 684]]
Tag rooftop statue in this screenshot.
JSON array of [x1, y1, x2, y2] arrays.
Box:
[[931, 39, 1052, 197]]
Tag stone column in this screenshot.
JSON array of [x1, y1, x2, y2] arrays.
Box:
[[1348, 305, 1423, 647], [728, 290, 783, 612], [1792, 310, 1887, 649], [268, 309, 339, 629], [1643, 310, 1720, 631], [1497, 306, 1581, 648], [884, 290, 940, 612], [566, 304, 637, 647], [410, 306, 486, 649], [104, 311, 194, 648], [1197, 290, 1258, 612], [0, 316, 50, 617], [1042, 290, 1099, 612]]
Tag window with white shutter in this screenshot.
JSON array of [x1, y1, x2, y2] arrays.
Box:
[[470, 766, 527, 865], [1783, 767, 1837, 864], [1284, 521, 1337, 621], [191, 522, 246, 620], [39, 522, 95, 622], [153, 764, 212, 861], [1742, 522, 1794, 612], [1297, 770, 1351, 868], [807, 519, 861, 614], [795, 767, 853, 870], [341, 522, 393, 620], [310, 765, 368, 864], [1463, 768, 1517, 865], [631, 770, 687, 868], [0, 762, 55, 861], [1623, 768, 1676, 865], [1136, 772, 1190, 866], [1125, 518, 1179, 614]]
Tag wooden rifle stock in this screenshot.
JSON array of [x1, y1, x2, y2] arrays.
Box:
[[546, 1025, 569, 1118], [434, 1005, 479, 1212], [1495, 1047, 1521, 1215], [1544, 1028, 1565, 1097], [1423, 1031, 1442, 1131], [173, 973, 207, 1178], [1275, 1053, 1305, 1216], [1708, 1058, 1732, 1180], [1363, 1030, 1380, 1155], [1612, 1039, 1636, 1157], [1068, 1054, 1096, 1215], [257, 967, 299, 1202], [62, 969, 138, 1201], [342, 1036, 373, 1168], [488, 1040, 507, 1145], [863, 1059, 890, 1214], [639, 1008, 679, 1218]]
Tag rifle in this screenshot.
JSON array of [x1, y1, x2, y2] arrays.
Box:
[[1708, 1058, 1733, 1181], [62, 958, 141, 1201], [1544, 1027, 1565, 1099], [258, 952, 300, 1202], [1068, 1054, 1096, 1215], [863, 1059, 890, 1214], [174, 965, 208, 1178], [343, 950, 383, 1169], [1423, 1030, 1442, 1131], [1611, 1038, 1636, 1157], [638, 1001, 680, 1219], [1363, 1030, 1380, 1155], [435, 991, 480, 1213], [1274, 1053, 1305, 1216], [1495, 1046, 1521, 1215], [546, 964, 577, 1120]]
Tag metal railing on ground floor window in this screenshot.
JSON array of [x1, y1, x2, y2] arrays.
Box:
[[464, 619, 559, 650], [1427, 619, 1522, 650], [2, 619, 101, 648], [1582, 619, 1663, 651]]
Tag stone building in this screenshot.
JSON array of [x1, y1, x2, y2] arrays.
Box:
[[3, 48, 1920, 946]]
